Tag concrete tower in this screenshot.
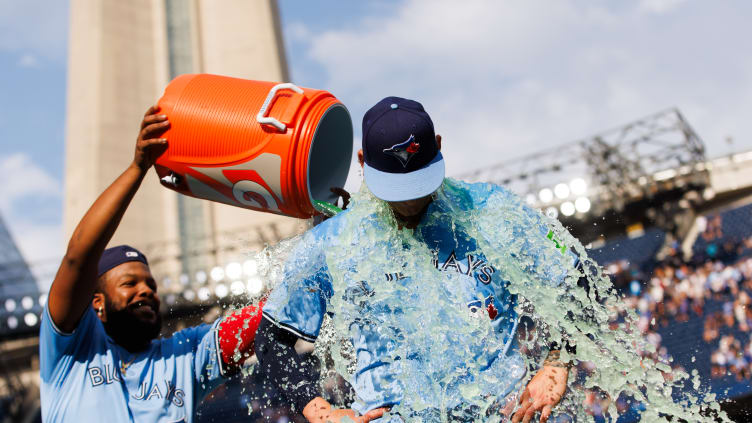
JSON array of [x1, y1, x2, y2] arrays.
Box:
[[63, 0, 305, 290]]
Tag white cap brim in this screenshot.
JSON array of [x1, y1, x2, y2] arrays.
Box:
[[363, 153, 445, 202]]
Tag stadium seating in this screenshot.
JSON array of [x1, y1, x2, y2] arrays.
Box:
[[589, 228, 666, 271], [692, 202, 752, 260]]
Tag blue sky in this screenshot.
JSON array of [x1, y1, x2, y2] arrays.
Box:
[[1, 0, 752, 277], [0, 0, 68, 279]]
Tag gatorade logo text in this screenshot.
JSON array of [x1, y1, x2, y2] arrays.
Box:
[[232, 180, 279, 210], [186, 153, 283, 213]]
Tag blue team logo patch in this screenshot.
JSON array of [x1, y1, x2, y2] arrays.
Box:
[[383, 134, 421, 168]]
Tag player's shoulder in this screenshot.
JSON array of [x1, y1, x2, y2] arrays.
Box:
[[312, 208, 351, 235], [158, 322, 214, 355], [303, 207, 376, 244], [442, 178, 514, 209]]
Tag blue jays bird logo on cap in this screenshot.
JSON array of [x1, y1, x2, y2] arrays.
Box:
[[383, 134, 421, 168]]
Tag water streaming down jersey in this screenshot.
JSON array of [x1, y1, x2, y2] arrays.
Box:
[[262, 179, 576, 420]]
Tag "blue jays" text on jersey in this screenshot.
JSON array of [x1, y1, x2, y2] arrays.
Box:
[[263, 180, 574, 418]]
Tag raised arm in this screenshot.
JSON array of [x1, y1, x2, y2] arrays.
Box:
[[48, 106, 169, 333]]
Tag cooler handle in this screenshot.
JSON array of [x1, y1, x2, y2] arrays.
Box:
[[257, 83, 304, 132]]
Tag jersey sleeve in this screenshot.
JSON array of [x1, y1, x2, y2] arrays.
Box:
[[261, 221, 335, 341], [39, 304, 101, 384], [187, 320, 224, 400]]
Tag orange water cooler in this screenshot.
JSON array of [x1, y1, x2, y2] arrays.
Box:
[[154, 73, 353, 219]]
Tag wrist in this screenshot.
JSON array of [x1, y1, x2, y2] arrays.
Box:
[[129, 160, 150, 175], [543, 349, 572, 369], [543, 361, 571, 370]]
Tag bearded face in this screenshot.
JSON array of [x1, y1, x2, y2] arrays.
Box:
[[102, 291, 162, 344], [94, 262, 162, 350]]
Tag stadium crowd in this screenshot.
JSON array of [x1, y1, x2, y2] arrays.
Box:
[[602, 212, 752, 385], [561, 207, 752, 421]]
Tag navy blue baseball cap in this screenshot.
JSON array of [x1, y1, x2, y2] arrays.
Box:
[[362, 97, 445, 202], [97, 245, 149, 278]]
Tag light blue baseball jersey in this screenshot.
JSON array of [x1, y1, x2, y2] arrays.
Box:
[[39, 305, 225, 422], [263, 180, 574, 418]]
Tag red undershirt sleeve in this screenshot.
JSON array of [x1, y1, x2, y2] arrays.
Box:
[[216, 301, 264, 376]]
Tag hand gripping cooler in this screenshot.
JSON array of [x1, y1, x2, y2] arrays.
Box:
[[154, 74, 353, 218]]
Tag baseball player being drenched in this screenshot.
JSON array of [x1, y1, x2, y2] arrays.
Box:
[[256, 97, 577, 423], [40, 106, 263, 422]]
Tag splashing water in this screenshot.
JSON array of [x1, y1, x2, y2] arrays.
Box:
[[435, 179, 729, 422], [240, 178, 731, 422]]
